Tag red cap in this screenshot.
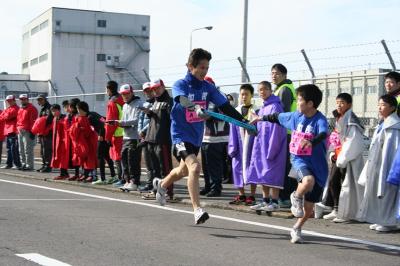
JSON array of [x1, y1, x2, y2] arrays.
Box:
[[150, 78, 164, 89], [119, 84, 133, 95]]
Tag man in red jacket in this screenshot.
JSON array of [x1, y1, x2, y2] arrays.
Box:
[[17, 94, 38, 171], [0, 109, 6, 165], [105, 81, 124, 184], [0, 95, 22, 169]]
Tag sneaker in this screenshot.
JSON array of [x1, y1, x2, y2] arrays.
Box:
[[139, 184, 153, 192], [200, 188, 210, 196], [125, 181, 138, 191], [106, 176, 119, 185], [0, 165, 12, 169], [314, 203, 327, 219], [113, 180, 126, 188], [290, 227, 303, 244], [78, 175, 86, 182], [153, 178, 167, 206], [206, 190, 221, 197], [36, 166, 45, 172], [229, 195, 246, 205], [332, 217, 347, 223], [92, 179, 106, 185], [369, 224, 378, 230], [194, 207, 209, 225], [375, 225, 397, 232], [263, 202, 280, 212], [245, 196, 256, 206], [316, 202, 332, 211], [40, 167, 52, 173], [68, 175, 79, 181], [290, 192, 304, 218], [323, 210, 337, 220], [250, 201, 268, 210]]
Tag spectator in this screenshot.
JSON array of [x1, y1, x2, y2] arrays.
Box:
[[0, 109, 5, 165], [384, 71, 400, 106], [16, 94, 38, 171], [36, 94, 53, 173], [271, 63, 298, 207], [248, 81, 287, 212], [228, 84, 258, 206], [104, 81, 124, 185], [357, 94, 400, 232], [0, 95, 21, 169], [66, 98, 82, 181]]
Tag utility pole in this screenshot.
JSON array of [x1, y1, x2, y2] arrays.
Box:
[[241, 0, 249, 83]]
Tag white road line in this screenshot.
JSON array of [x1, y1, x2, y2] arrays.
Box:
[[2, 178, 399, 252], [16, 253, 71, 266], [0, 199, 105, 201]]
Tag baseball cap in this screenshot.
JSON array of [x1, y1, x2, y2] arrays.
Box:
[[19, 94, 28, 99], [119, 84, 133, 95], [150, 78, 164, 89], [142, 82, 152, 91], [5, 95, 15, 101], [37, 94, 46, 99]]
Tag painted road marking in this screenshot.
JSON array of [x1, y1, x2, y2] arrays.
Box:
[[16, 253, 71, 266], [1, 178, 399, 252]]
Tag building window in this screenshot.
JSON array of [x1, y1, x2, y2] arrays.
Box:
[[39, 53, 48, 63], [367, 85, 377, 94], [353, 86, 363, 95], [97, 54, 106, 61], [22, 32, 29, 40], [56, 20, 61, 26], [22, 62, 29, 69], [40, 20, 48, 30], [97, 20, 107, 28], [141, 25, 147, 31], [31, 26, 39, 35], [328, 88, 337, 97], [114, 56, 120, 63], [30, 58, 38, 66]]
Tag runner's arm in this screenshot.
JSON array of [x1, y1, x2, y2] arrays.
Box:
[[218, 102, 246, 122], [262, 113, 281, 124]]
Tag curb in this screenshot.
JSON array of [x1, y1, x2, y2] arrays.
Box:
[[0, 170, 293, 219]]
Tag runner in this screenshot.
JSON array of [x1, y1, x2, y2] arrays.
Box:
[[153, 48, 247, 224]]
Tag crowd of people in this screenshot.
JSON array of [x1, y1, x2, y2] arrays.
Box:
[[0, 48, 399, 244]]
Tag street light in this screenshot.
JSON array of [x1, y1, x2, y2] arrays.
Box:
[[190, 26, 213, 52]]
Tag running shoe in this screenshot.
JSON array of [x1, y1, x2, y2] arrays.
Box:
[[290, 192, 304, 218]]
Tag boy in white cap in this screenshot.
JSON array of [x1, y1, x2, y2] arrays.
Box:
[[16, 94, 38, 170], [106, 84, 145, 191]]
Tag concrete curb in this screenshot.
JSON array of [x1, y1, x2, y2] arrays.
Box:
[[0, 170, 293, 219]]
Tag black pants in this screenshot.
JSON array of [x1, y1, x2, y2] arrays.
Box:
[[39, 134, 53, 167], [279, 134, 298, 201], [323, 163, 346, 210], [143, 142, 155, 185], [97, 140, 115, 181], [121, 139, 141, 184], [6, 134, 21, 167], [201, 142, 225, 193], [148, 142, 173, 196]]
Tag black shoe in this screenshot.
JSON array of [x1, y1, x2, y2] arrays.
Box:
[[36, 166, 45, 172], [0, 165, 12, 169], [200, 188, 210, 196], [40, 167, 52, 173], [139, 184, 153, 192], [22, 166, 34, 171], [206, 190, 221, 197]]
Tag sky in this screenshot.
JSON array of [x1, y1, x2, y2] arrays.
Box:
[[1, 0, 400, 88]]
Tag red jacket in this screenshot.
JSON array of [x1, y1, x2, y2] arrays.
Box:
[[0, 105, 19, 135], [69, 115, 98, 169], [0, 110, 5, 141], [105, 95, 124, 141], [17, 103, 38, 131], [51, 115, 70, 170]]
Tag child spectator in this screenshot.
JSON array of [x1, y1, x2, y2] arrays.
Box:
[[248, 81, 287, 211], [357, 94, 400, 232], [228, 84, 258, 206]]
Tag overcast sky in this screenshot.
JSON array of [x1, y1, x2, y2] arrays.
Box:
[[1, 0, 400, 87]]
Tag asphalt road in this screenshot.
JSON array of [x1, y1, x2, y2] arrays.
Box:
[[0, 175, 398, 266]]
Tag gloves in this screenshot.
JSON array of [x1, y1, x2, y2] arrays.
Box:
[[194, 105, 209, 120]]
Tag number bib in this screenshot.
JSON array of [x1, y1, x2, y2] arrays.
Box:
[[289, 130, 313, 156], [185, 101, 206, 123]]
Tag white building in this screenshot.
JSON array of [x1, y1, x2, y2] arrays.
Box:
[[0, 73, 48, 99], [21, 7, 150, 113]]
